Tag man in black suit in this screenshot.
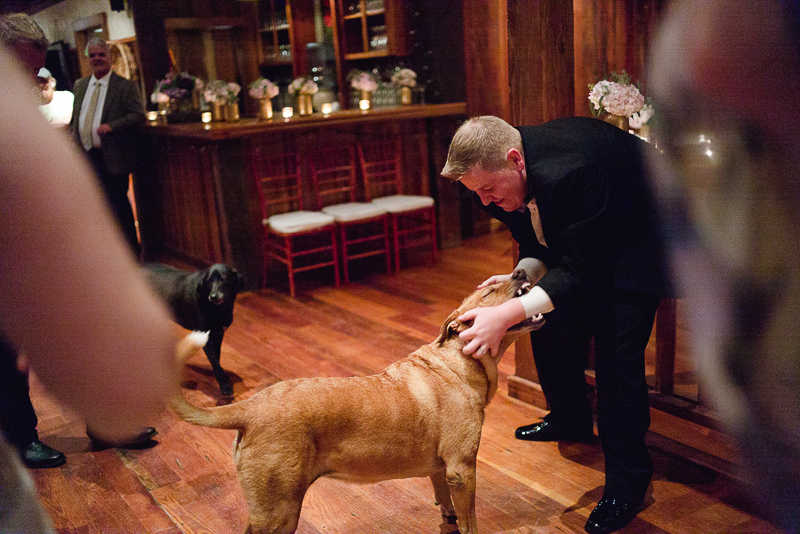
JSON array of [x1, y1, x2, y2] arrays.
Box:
[[441, 115, 671, 534], [70, 36, 144, 257]]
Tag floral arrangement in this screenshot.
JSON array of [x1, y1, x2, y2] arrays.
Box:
[[588, 71, 645, 118], [204, 80, 241, 104], [391, 68, 417, 88], [348, 70, 378, 92], [288, 77, 318, 96], [151, 71, 203, 104], [248, 77, 279, 100]]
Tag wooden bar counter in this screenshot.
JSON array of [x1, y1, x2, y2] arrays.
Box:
[[135, 103, 467, 290]]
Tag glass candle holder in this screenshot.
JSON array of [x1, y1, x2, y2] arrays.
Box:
[[359, 99, 370, 111], [282, 107, 294, 120], [201, 112, 212, 123], [321, 102, 333, 115]]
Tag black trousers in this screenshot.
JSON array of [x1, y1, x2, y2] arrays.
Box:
[[530, 287, 661, 502], [0, 333, 38, 448], [86, 148, 140, 258]]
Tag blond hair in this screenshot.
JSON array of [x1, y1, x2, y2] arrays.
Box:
[[0, 13, 48, 51], [441, 116, 522, 180]]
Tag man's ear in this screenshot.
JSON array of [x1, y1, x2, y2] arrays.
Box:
[[507, 148, 524, 171]]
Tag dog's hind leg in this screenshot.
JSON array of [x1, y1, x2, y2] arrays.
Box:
[[430, 468, 458, 527], [239, 476, 306, 534], [444, 460, 478, 534], [203, 330, 233, 396]]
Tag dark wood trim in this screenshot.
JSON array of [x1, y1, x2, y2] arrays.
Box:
[[142, 102, 466, 141]]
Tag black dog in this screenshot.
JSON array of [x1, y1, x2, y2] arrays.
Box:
[[143, 263, 244, 396]]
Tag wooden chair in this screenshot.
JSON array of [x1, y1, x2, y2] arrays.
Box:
[[248, 147, 339, 297], [309, 146, 391, 283], [357, 139, 437, 271]]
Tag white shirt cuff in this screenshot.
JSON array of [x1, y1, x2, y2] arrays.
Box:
[[518, 286, 554, 317]]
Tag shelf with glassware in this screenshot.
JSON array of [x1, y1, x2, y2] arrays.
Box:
[[258, 0, 293, 66], [335, 0, 409, 60]]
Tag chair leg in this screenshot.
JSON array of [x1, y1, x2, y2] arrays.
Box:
[[262, 235, 270, 289], [392, 215, 401, 272], [331, 227, 341, 287], [430, 207, 438, 262], [285, 236, 296, 298], [382, 216, 391, 275], [339, 224, 349, 284]]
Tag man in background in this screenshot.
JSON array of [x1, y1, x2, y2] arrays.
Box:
[[37, 67, 74, 128], [70, 36, 144, 258]]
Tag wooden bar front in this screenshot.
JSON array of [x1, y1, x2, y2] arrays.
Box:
[[135, 103, 467, 290]]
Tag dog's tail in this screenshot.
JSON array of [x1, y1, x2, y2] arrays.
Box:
[[171, 331, 247, 430]]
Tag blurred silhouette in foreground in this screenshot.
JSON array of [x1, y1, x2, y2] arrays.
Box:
[[648, 1, 800, 531]]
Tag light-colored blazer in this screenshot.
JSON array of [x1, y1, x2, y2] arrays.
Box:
[[70, 72, 145, 175]]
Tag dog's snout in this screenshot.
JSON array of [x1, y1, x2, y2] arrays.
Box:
[[512, 269, 528, 282]]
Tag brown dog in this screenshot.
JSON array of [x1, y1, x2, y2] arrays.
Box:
[[173, 269, 545, 534]]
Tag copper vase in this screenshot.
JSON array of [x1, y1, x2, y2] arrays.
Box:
[[258, 98, 273, 120], [211, 101, 225, 121], [602, 112, 629, 132], [297, 94, 313, 116], [401, 86, 412, 105], [225, 102, 240, 122]]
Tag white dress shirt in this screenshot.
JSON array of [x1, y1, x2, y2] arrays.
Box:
[[78, 71, 111, 150]]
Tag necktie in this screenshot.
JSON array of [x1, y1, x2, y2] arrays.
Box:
[[80, 81, 100, 151], [527, 198, 548, 247]]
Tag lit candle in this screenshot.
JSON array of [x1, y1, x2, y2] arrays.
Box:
[[146, 111, 158, 122], [201, 112, 212, 123], [359, 99, 370, 111], [282, 107, 294, 120], [321, 102, 333, 115]]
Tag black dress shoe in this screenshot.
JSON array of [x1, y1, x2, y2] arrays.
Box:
[[87, 426, 158, 449], [22, 440, 66, 469], [584, 497, 642, 534], [515, 420, 594, 443]]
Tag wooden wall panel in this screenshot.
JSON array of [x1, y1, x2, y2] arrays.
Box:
[[508, 0, 574, 126], [462, 0, 509, 120]]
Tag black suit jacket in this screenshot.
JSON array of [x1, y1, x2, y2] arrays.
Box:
[[70, 72, 145, 175], [480, 117, 672, 306]]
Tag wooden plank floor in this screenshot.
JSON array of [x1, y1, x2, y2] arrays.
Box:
[[27, 229, 781, 533]]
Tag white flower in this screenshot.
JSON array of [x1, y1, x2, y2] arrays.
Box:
[[588, 71, 645, 117], [602, 83, 644, 117], [351, 72, 378, 92], [288, 77, 318, 95], [628, 104, 654, 129], [249, 78, 279, 99], [391, 68, 417, 88], [588, 80, 614, 112]]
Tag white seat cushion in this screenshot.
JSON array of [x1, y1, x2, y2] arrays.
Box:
[[322, 202, 387, 222], [370, 195, 435, 213], [264, 210, 335, 233]]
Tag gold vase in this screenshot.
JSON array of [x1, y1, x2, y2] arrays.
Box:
[[211, 101, 225, 121], [400, 86, 412, 105], [602, 112, 629, 132], [297, 94, 313, 116], [258, 98, 273, 120], [225, 102, 240, 122]]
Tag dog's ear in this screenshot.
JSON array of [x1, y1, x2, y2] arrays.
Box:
[[435, 309, 467, 346]]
